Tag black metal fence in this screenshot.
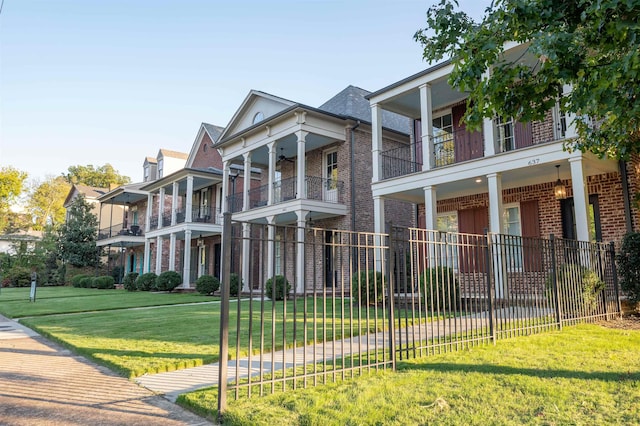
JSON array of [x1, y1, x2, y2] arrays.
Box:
[[217, 217, 621, 413]]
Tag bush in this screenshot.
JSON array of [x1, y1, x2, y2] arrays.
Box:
[[136, 272, 157, 291], [111, 266, 124, 283], [196, 275, 220, 295], [351, 270, 385, 305], [546, 264, 605, 314], [617, 232, 640, 304], [155, 271, 182, 292], [80, 276, 94, 288], [123, 273, 139, 292], [94, 276, 115, 289], [419, 267, 460, 310], [229, 273, 243, 297], [265, 275, 291, 301], [71, 274, 88, 288], [4, 267, 33, 287]]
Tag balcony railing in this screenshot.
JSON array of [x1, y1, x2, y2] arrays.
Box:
[[380, 143, 422, 179], [226, 175, 345, 213], [192, 207, 222, 224], [98, 223, 144, 240]]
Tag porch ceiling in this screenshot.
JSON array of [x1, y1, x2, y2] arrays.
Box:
[[100, 191, 147, 205], [231, 132, 338, 167]]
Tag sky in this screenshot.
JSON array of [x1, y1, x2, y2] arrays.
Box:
[[0, 0, 491, 185]]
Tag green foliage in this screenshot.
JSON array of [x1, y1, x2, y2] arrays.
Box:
[[617, 232, 640, 304], [415, 0, 640, 159], [70, 274, 89, 288], [546, 264, 606, 313], [58, 195, 99, 268], [265, 275, 291, 301], [4, 266, 32, 287], [136, 272, 157, 291], [94, 276, 115, 289], [155, 271, 182, 292], [27, 176, 70, 231], [79, 276, 94, 289], [229, 272, 243, 297], [419, 267, 459, 310], [351, 270, 385, 305], [0, 166, 28, 233], [123, 273, 139, 292], [196, 275, 220, 295], [63, 164, 131, 187], [110, 266, 124, 284]]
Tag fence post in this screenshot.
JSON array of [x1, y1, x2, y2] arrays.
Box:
[[386, 222, 396, 370], [609, 241, 623, 318], [217, 212, 232, 420], [484, 230, 496, 344], [550, 234, 562, 330]]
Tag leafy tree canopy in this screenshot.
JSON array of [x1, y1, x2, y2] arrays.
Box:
[[27, 176, 70, 231], [0, 167, 28, 232], [58, 194, 99, 268], [415, 0, 640, 159], [63, 163, 131, 188]]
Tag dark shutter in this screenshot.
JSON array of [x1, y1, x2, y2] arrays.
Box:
[[520, 200, 541, 271], [453, 103, 484, 162], [414, 119, 423, 167], [458, 207, 488, 272], [514, 120, 533, 149]]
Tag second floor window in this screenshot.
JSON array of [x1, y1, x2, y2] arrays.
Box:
[[158, 159, 164, 178], [496, 116, 515, 152], [432, 113, 454, 166]]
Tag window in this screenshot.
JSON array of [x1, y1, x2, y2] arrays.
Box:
[[144, 166, 150, 182], [253, 111, 264, 124], [496, 116, 515, 152], [437, 212, 459, 270], [324, 150, 338, 202], [158, 158, 164, 178], [503, 204, 523, 269], [432, 112, 454, 166], [275, 235, 282, 276]]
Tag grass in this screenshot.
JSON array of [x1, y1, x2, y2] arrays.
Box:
[[179, 324, 640, 425], [0, 286, 217, 318]]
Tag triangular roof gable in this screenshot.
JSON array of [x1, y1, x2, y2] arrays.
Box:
[[186, 123, 225, 168], [63, 184, 107, 208], [217, 90, 296, 143]]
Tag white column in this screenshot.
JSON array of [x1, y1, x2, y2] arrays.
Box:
[[171, 182, 179, 225], [487, 173, 503, 234], [183, 230, 192, 287], [242, 152, 252, 210], [482, 69, 496, 156], [296, 210, 308, 293], [267, 142, 277, 205], [487, 172, 505, 299], [562, 84, 578, 139], [241, 223, 251, 292], [143, 238, 151, 273], [169, 233, 176, 270], [155, 236, 162, 274], [145, 194, 153, 232], [423, 185, 438, 268], [158, 188, 165, 228], [266, 216, 276, 279], [296, 131, 307, 199], [185, 176, 194, 223], [371, 103, 383, 182], [373, 196, 385, 272], [222, 161, 230, 213], [420, 83, 434, 170], [569, 156, 590, 242]]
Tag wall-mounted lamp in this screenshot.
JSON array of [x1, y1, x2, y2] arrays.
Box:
[[554, 165, 567, 200]]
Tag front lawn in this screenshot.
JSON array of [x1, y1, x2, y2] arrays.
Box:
[[180, 323, 640, 425]]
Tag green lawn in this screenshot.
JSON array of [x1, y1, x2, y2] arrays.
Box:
[[0, 286, 217, 318], [179, 324, 640, 425]]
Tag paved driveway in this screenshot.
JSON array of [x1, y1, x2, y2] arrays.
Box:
[[0, 315, 213, 426]]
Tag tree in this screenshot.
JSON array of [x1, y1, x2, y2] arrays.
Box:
[[0, 167, 28, 232], [58, 195, 99, 268], [414, 0, 640, 159], [27, 176, 70, 231], [63, 164, 131, 187]]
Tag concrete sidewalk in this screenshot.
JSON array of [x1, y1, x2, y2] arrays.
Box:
[[0, 315, 213, 426]]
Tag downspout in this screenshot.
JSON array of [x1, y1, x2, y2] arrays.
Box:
[[349, 120, 360, 234], [619, 160, 634, 233]]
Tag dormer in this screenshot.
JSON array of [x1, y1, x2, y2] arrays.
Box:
[[155, 149, 188, 179], [143, 157, 158, 182]]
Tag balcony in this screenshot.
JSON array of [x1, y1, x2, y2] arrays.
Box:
[[227, 175, 345, 213], [98, 223, 144, 240]]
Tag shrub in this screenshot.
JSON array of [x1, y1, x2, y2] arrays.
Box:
[[419, 267, 460, 310], [6, 266, 32, 287], [351, 270, 385, 305], [71, 274, 88, 288], [617, 232, 640, 304], [546, 264, 605, 314], [94, 276, 115, 289], [80, 276, 94, 288], [111, 266, 124, 283], [123, 273, 139, 292], [196, 275, 220, 295], [265, 275, 291, 301], [155, 271, 182, 292], [229, 273, 243, 297], [136, 272, 157, 291]]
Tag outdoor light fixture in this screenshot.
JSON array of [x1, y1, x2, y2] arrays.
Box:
[[554, 165, 567, 200]]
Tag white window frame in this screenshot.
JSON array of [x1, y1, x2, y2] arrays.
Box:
[[502, 203, 523, 271], [437, 211, 459, 271], [432, 109, 454, 166], [495, 116, 515, 152], [323, 149, 338, 202], [158, 158, 164, 178]]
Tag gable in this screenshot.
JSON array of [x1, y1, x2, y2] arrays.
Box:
[[221, 91, 295, 142]]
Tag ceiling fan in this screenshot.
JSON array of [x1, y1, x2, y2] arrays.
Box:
[[278, 147, 295, 163]]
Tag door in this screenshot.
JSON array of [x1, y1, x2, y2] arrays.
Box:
[[324, 150, 338, 202], [561, 195, 602, 242], [458, 207, 489, 272], [214, 243, 221, 279], [198, 244, 208, 277], [325, 231, 335, 287]]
